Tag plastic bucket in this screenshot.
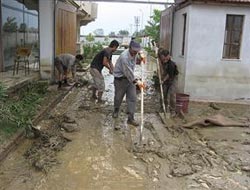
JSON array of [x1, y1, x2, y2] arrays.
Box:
[[176, 93, 190, 113]]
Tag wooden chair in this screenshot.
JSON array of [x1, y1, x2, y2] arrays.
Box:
[[13, 47, 31, 75]]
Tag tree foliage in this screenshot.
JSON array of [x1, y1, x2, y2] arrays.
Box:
[[3, 17, 17, 32], [86, 33, 95, 42], [144, 9, 161, 44], [117, 30, 129, 36], [109, 32, 116, 37]]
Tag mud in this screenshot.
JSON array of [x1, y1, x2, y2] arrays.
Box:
[[0, 56, 250, 190]]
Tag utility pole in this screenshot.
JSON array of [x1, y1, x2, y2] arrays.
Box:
[[134, 16, 140, 35], [139, 9, 143, 31], [149, 0, 152, 21], [129, 24, 133, 36]]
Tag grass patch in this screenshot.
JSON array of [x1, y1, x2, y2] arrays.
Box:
[[0, 81, 48, 138]]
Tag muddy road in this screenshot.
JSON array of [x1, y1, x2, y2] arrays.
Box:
[[0, 57, 250, 190]]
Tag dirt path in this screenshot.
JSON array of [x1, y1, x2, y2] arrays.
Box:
[[0, 63, 250, 190]]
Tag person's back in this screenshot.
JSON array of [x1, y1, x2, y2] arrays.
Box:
[[57, 53, 75, 68], [55, 53, 83, 89]]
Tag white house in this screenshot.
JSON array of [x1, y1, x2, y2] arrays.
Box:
[[160, 0, 250, 101]]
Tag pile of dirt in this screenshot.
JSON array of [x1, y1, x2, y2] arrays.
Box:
[[24, 126, 70, 173]]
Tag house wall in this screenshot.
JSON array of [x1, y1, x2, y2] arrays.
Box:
[[171, 6, 190, 93], [175, 4, 250, 100], [39, 0, 55, 80]]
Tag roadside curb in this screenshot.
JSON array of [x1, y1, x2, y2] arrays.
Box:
[[0, 85, 74, 163]]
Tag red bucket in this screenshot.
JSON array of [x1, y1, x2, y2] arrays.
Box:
[[176, 93, 190, 113]]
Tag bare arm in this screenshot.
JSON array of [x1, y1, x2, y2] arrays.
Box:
[[162, 74, 170, 83], [102, 56, 113, 74]]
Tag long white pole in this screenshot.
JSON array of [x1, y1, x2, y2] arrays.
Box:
[[139, 54, 145, 144]]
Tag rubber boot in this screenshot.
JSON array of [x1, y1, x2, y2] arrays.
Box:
[[112, 108, 119, 118], [63, 78, 71, 86], [127, 113, 139, 126], [64, 78, 68, 84], [58, 81, 62, 89]]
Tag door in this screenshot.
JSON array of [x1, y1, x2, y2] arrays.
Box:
[[55, 1, 76, 55], [160, 6, 174, 53]]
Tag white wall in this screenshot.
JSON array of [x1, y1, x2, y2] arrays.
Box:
[[172, 6, 190, 93], [174, 4, 250, 101], [39, 0, 55, 80]]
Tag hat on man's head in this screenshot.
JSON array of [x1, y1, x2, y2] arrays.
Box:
[[129, 40, 141, 52]]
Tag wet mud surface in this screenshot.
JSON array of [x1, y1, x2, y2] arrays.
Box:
[[0, 59, 250, 190]]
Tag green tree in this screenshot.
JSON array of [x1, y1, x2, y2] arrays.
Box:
[[144, 9, 161, 44], [19, 23, 27, 32], [104, 36, 109, 45], [3, 17, 17, 32], [86, 33, 95, 42], [109, 32, 116, 37], [117, 30, 129, 36]]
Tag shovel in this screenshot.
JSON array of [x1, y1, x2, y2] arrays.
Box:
[[139, 51, 146, 144]]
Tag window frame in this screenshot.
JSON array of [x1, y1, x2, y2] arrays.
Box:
[[181, 13, 187, 56], [222, 14, 244, 59]]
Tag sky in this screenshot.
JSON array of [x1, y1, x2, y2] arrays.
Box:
[[80, 1, 167, 36]]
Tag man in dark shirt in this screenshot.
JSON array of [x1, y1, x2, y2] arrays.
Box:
[[90, 40, 119, 103], [158, 49, 178, 117]]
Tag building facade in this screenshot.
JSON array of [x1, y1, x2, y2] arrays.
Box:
[[160, 0, 250, 101], [0, 0, 97, 80]]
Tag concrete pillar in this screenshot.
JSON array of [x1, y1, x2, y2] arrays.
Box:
[[39, 0, 55, 81]]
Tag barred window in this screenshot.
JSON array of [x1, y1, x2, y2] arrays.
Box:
[[181, 13, 187, 56], [223, 15, 244, 59]]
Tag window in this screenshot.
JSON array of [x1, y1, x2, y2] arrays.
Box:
[[223, 15, 244, 59], [181, 13, 187, 56], [1, 0, 39, 70]]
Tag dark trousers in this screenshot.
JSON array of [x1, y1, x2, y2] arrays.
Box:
[[163, 78, 177, 113], [114, 78, 137, 120]]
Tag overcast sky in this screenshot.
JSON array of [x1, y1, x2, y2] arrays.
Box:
[[80, 1, 166, 35]]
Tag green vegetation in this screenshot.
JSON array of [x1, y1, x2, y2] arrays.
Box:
[[0, 81, 48, 136], [83, 42, 103, 61], [85, 33, 95, 42], [144, 9, 161, 45], [118, 30, 129, 36]]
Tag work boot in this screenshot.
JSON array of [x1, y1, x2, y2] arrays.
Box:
[[63, 78, 68, 84], [127, 119, 139, 127], [112, 108, 119, 118], [91, 88, 97, 99], [58, 81, 62, 89], [62, 79, 72, 87]]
